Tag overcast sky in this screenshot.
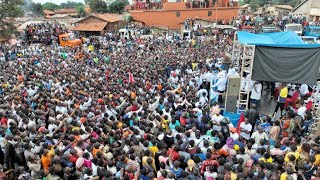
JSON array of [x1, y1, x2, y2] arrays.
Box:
[[33, 0, 85, 4]]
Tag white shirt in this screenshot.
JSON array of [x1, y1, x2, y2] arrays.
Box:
[[239, 122, 252, 140], [300, 84, 309, 95], [213, 77, 227, 92], [211, 114, 224, 131], [250, 83, 262, 100], [297, 106, 307, 119]]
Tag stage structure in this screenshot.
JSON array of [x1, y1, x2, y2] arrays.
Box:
[[231, 32, 320, 134]]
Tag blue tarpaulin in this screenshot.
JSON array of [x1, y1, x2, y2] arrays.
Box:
[[237, 31, 320, 48]]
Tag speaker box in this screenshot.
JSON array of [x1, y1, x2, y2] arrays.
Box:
[[225, 75, 241, 113]]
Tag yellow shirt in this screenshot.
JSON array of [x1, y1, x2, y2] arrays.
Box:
[[280, 87, 288, 98], [314, 154, 320, 166], [280, 173, 288, 180], [259, 157, 273, 163], [149, 146, 159, 157], [284, 151, 300, 162]]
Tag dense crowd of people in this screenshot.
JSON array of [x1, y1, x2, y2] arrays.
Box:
[[0, 22, 319, 180]]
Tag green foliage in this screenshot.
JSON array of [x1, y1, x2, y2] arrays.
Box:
[[42, 2, 60, 11], [249, 0, 259, 11], [86, 0, 109, 13], [0, 0, 24, 38], [60, 1, 84, 9], [77, 5, 86, 17], [242, 0, 301, 7], [30, 2, 44, 16], [109, 0, 128, 14]]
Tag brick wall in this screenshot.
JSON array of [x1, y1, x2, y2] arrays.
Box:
[[130, 8, 238, 30]]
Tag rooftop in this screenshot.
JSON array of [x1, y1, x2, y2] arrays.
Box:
[[55, 8, 77, 14], [72, 22, 108, 32]]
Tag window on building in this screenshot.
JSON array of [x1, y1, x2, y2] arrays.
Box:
[[176, 11, 180, 17], [208, 11, 212, 16]]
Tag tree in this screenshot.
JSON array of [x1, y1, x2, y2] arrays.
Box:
[[61, 1, 84, 9], [77, 5, 86, 17], [0, 0, 24, 38], [85, 0, 109, 13], [42, 2, 60, 11], [249, 0, 259, 11], [109, 0, 127, 14], [30, 2, 44, 16]]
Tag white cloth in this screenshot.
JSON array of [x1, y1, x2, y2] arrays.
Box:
[[250, 83, 262, 100], [300, 84, 309, 95], [297, 106, 307, 119], [213, 77, 227, 92], [239, 122, 252, 140]]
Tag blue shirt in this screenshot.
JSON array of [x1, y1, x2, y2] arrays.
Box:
[[170, 167, 183, 178], [194, 153, 206, 161]]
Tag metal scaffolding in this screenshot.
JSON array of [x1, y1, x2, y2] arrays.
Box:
[[232, 33, 255, 113]]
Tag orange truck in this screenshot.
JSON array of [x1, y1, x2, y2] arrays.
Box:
[[58, 33, 82, 47]]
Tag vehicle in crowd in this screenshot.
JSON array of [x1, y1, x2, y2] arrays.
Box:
[[284, 23, 303, 35], [303, 26, 320, 37], [119, 28, 136, 39], [58, 33, 82, 47], [301, 36, 319, 44], [258, 25, 281, 33], [182, 30, 192, 39], [240, 25, 255, 33]]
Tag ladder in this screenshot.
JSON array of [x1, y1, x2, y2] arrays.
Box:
[[237, 45, 255, 113]]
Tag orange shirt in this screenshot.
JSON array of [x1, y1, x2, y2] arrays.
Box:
[[282, 120, 290, 137], [41, 154, 52, 172], [130, 92, 136, 99], [92, 148, 101, 158]]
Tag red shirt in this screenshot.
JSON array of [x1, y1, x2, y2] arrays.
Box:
[[0, 117, 7, 125], [69, 155, 78, 164], [201, 159, 219, 174], [180, 117, 187, 126], [167, 148, 180, 161]]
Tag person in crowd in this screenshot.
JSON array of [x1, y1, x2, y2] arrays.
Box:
[[0, 22, 318, 180]]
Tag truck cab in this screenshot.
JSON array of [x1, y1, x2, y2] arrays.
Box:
[[304, 26, 320, 38], [284, 24, 303, 35], [58, 33, 81, 47]]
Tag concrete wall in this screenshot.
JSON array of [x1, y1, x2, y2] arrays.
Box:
[[292, 0, 312, 19], [130, 8, 238, 29]]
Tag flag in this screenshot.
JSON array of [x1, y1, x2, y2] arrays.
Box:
[[236, 113, 245, 134], [129, 72, 135, 84]]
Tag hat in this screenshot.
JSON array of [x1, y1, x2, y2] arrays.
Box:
[[234, 144, 240, 151], [106, 152, 113, 160], [187, 159, 195, 167], [226, 137, 234, 148], [158, 133, 164, 141], [38, 126, 46, 133]]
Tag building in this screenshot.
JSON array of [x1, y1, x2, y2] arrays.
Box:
[[239, 4, 251, 15], [130, 0, 239, 30], [292, 0, 320, 22], [54, 8, 78, 18], [72, 14, 124, 35], [44, 10, 55, 19], [267, 5, 293, 18]]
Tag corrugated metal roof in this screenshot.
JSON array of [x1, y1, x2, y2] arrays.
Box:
[[55, 8, 77, 14], [72, 22, 108, 32], [271, 5, 293, 10], [93, 13, 123, 23]]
